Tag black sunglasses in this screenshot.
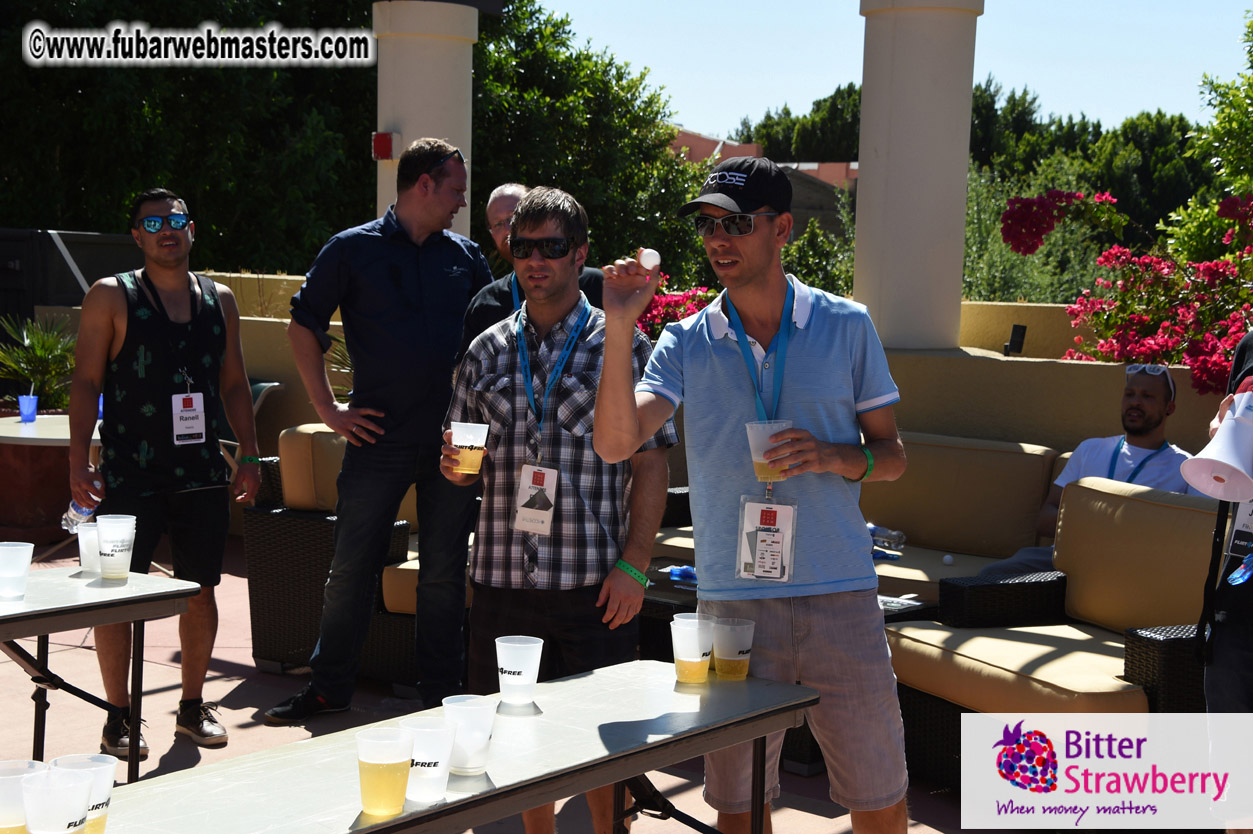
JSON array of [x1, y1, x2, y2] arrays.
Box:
[[509, 236, 575, 260], [692, 211, 780, 237], [434, 148, 464, 169], [136, 213, 190, 233]]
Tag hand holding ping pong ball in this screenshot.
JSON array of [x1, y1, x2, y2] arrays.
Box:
[[639, 248, 661, 270]]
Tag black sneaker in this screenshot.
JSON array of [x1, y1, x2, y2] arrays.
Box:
[[101, 713, 149, 759], [176, 699, 229, 747], [263, 686, 349, 726]]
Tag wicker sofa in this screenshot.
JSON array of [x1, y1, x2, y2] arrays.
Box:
[[886, 476, 1219, 783]]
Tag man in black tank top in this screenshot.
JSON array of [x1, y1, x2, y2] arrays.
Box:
[[68, 188, 262, 757]]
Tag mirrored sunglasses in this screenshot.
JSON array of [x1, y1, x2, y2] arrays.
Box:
[[136, 213, 190, 234], [1126, 363, 1176, 399], [692, 211, 780, 237], [509, 236, 575, 260]]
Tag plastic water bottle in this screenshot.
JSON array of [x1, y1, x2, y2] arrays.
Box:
[[867, 523, 906, 550], [61, 500, 94, 534]]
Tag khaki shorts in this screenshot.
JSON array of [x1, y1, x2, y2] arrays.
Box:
[[698, 589, 908, 814]]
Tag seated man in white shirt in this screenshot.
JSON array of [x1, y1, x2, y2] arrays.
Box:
[[978, 364, 1191, 579]]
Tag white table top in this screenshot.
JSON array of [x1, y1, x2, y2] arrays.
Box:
[[109, 660, 819, 834], [0, 415, 99, 447], [0, 566, 200, 641]]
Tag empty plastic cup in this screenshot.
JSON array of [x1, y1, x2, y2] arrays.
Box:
[[0, 760, 46, 833], [399, 716, 456, 804], [713, 618, 755, 680], [449, 422, 489, 474], [77, 523, 101, 576], [22, 768, 92, 834], [356, 727, 412, 818], [95, 515, 137, 581], [745, 420, 792, 482], [442, 694, 497, 776], [50, 754, 117, 833], [0, 543, 35, 601], [670, 619, 714, 683], [17, 395, 37, 423], [495, 635, 543, 705]]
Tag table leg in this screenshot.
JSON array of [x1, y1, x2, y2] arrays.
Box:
[[128, 620, 145, 783], [612, 781, 628, 834], [32, 635, 49, 761], [751, 735, 765, 834]]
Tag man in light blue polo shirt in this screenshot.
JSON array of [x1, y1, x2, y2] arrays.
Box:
[[594, 156, 909, 834]]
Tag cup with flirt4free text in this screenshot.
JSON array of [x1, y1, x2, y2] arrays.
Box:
[[50, 754, 117, 834], [670, 618, 714, 684], [94, 516, 136, 582], [713, 618, 755, 681], [745, 420, 791, 482], [398, 716, 456, 804], [450, 422, 489, 474], [356, 727, 413, 818], [495, 636, 543, 706], [0, 543, 35, 601], [21, 768, 92, 834]]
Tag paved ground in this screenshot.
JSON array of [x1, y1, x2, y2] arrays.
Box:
[[0, 537, 970, 833]]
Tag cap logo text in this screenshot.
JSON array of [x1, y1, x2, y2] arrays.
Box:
[[705, 171, 748, 188]]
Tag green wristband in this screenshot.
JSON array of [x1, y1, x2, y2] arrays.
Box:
[[845, 445, 873, 483], [241, 455, 261, 465], [615, 559, 649, 588]]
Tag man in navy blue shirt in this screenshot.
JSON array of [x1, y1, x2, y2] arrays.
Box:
[[266, 138, 491, 723]]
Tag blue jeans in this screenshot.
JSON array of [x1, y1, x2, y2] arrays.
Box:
[[308, 441, 478, 705]]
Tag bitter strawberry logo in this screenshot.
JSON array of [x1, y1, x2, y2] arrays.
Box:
[[759, 509, 777, 526], [993, 720, 1058, 793], [532, 470, 545, 486]]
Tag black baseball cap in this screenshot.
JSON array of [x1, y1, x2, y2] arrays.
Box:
[[678, 156, 793, 216]]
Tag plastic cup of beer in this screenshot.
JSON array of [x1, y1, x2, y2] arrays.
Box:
[[355, 727, 413, 817], [0, 543, 34, 601], [450, 422, 489, 474], [95, 516, 137, 582], [745, 420, 791, 482], [674, 612, 717, 668], [398, 716, 456, 804], [50, 754, 117, 834], [0, 760, 46, 834], [442, 695, 497, 776], [495, 635, 543, 706], [77, 524, 101, 576], [22, 768, 92, 834], [670, 619, 713, 683], [713, 618, 755, 681]]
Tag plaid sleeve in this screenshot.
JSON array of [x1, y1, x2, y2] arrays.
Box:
[[632, 328, 679, 452]]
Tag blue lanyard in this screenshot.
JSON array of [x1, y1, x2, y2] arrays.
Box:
[[510, 273, 522, 312], [516, 299, 591, 461], [1106, 437, 1170, 484], [724, 280, 794, 421]]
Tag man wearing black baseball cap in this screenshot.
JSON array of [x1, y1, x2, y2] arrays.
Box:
[[594, 155, 910, 833]]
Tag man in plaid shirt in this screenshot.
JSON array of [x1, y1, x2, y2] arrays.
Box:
[[441, 186, 675, 834]]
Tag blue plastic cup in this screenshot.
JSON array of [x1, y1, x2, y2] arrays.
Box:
[[17, 395, 36, 423]]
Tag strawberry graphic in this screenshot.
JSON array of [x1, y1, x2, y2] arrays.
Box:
[[993, 720, 1058, 793]]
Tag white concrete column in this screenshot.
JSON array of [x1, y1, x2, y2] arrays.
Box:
[[853, 0, 983, 349], [374, 1, 478, 235]]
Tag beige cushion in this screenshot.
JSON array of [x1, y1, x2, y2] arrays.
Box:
[[277, 423, 418, 525], [887, 621, 1147, 713], [874, 545, 1000, 602], [653, 526, 695, 564], [381, 537, 473, 615], [1052, 451, 1071, 483], [860, 431, 1058, 558], [1054, 477, 1218, 633]]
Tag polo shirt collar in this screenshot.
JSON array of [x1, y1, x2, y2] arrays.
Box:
[[380, 205, 451, 247], [707, 274, 813, 342]]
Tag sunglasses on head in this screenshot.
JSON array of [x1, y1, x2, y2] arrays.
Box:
[[692, 211, 780, 237], [1126, 363, 1176, 399], [136, 213, 190, 234], [509, 236, 575, 260], [434, 148, 464, 169]]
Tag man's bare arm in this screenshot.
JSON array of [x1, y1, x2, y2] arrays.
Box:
[[597, 445, 669, 629], [67, 281, 121, 509]]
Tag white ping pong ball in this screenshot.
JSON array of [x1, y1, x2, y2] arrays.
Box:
[[639, 248, 661, 270], [942, 554, 954, 566]]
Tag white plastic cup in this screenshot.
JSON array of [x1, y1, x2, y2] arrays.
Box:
[[713, 618, 755, 681], [745, 420, 792, 482], [355, 727, 413, 817], [50, 754, 117, 833], [77, 523, 101, 576], [495, 635, 543, 706], [22, 768, 92, 834], [442, 694, 497, 776], [399, 716, 456, 804], [0, 543, 35, 601], [670, 619, 714, 684], [449, 422, 489, 474], [0, 760, 46, 832], [95, 516, 137, 581], [674, 612, 717, 669]]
